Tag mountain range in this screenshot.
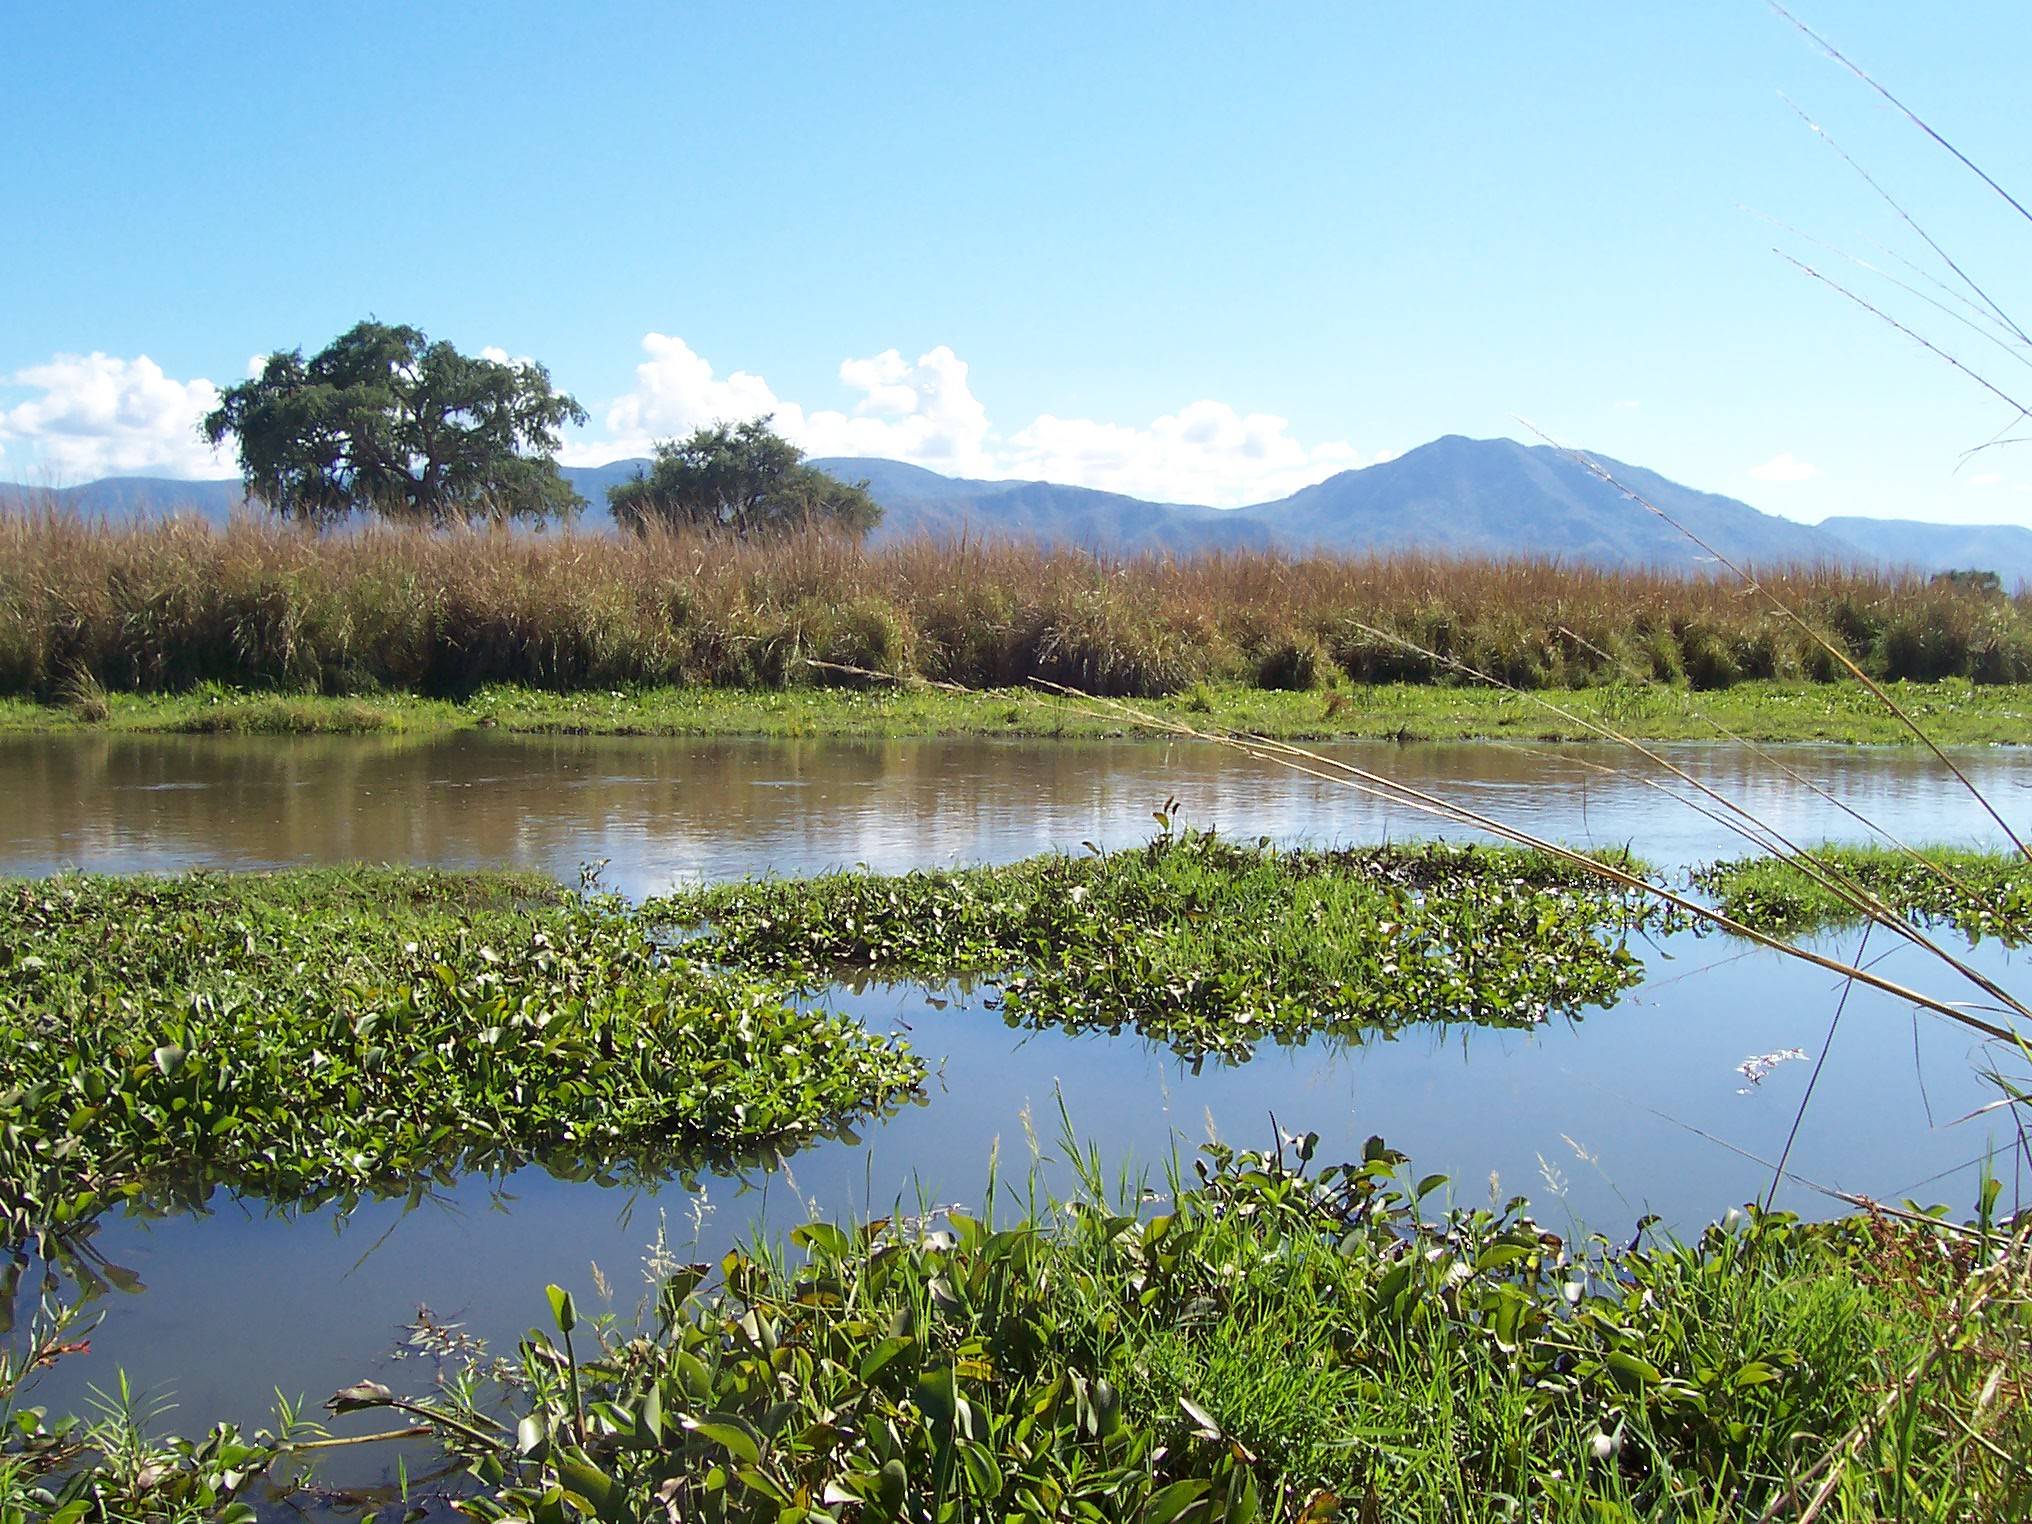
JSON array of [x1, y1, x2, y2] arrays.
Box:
[[7, 435, 2030, 586]]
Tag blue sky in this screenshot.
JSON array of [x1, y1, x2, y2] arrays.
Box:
[[5, 2, 2032, 524]]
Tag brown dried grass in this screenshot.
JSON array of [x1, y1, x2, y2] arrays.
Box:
[[2, 507, 2027, 700]]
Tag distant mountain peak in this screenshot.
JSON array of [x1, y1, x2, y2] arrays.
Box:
[[7, 438, 2026, 582]]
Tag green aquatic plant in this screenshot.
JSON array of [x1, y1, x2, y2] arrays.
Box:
[[189, 1135, 2030, 1522], [0, 868, 924, 1250], [1693, 844, 2032, 942], [656, 829, 1664, 1062]]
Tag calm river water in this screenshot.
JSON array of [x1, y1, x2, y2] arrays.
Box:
[[3, 731, 2028, 1490]]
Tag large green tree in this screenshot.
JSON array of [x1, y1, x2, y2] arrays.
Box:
[[607, 418, 883, 538], [202, 321, 588, 527]]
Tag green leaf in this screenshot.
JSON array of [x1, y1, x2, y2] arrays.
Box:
[[1147, 1478, 1211, 1524], [546, 1283, 577, 1334], [792, 1220, 852, 1258], [1180, 1396, 1224, 1439], [858, 1334, 917, 1381], [1606, 1350, 1663, 1388], [685, 1416, 762, 1466]]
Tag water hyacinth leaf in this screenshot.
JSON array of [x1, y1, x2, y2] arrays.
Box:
[[1147, 1478, 1213, 1524], [684, 1416, 762, 1466], [516, 1413, 547, 1456], [637, 1381, 663, 1444], [658, 1264, 709, 1319], [1180, 1396, 1225, 1440], [546, 1283, 577, 1334], [792, 1220, 852, 1258], [916, 1366, 957, 1428], [1605, 1350, 1663, 1389], [877, 1457, 908, 1515], [858, 1335, 917, 1381], [556, 1452, 624, 1520]]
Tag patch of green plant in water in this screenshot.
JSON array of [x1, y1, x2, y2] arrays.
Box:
[[1692, 843, 2032, 942], [0, 868, 924, 1250], [16, 1136, 2020, 1521], [655, 828, 1663, 1062]]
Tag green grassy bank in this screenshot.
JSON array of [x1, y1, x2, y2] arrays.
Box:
[[5, 676, 2032, 745]]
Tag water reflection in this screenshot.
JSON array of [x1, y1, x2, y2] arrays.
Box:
[[2, 731, 2026, 889]]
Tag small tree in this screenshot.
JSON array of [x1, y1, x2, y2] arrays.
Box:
[[203, 320, 588, 527], [607, 418, 882, 538]]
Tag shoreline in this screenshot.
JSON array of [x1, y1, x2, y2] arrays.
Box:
[[3, 676, 2030, 745]]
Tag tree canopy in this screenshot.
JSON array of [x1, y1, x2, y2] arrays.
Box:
[[202, 321, 588, 527], [607, 418, 883, 538]]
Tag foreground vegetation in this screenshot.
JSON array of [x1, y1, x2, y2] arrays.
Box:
[[659, 828, 1659, 1062], [6, 675, 2032, 746], [7, 515, 2032, 708], [5, 837, 2021, 1251], [0, 869, 923, 1255], [5, 843, 2031, 1518], [8, 1136, 2027, 1522]]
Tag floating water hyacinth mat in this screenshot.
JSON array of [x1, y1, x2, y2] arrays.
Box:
[[0, 868, 923, 1245]]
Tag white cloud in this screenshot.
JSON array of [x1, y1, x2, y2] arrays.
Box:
[[479, 345, 539, 371], [1747, 451, 1823, 483], [0, 353, 229, 481], [570, 335, 1364, 506], [1966, 471, 2004, 488], [575, 334, 797, 464], [801, 346, 995, 476], [1613, 399, 1641, 410], [1002, 401, 1361, 504]]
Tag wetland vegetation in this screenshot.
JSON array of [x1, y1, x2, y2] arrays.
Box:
[[6, 516, 2032, 718], [7, 1134, 2026, 1522], [658, 828, 1661, 1062], [0, 869, 922, 1255], [4, 738, 1994, 1443], [4, 834, 2031, 1519]]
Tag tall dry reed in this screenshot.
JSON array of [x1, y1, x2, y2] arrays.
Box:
[[2, 507, 2027, 700]]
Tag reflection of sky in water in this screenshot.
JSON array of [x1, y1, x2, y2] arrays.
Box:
[[3, 732, 2029, 1485], [2, 731, 2028, 892]]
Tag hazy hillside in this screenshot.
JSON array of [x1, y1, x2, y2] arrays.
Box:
[[1820, 515, 2032, 590], [1239, 436, 1852, 568], [0, 476, 249, 522], [12, 435, 2030, 577], [809, 458, 1272, 550]]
